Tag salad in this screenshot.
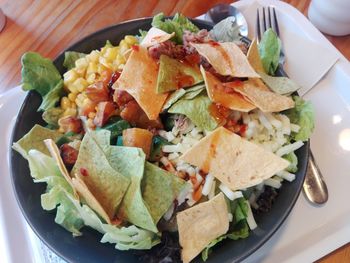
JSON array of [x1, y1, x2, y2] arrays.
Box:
[[12, 13, 314, 263]]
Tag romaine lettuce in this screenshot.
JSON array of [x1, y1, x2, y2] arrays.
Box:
[[152, 12, 199, 44], [63, 51, 86, 70], [285, 96, 315, 141], [258, 29, 281, 75]]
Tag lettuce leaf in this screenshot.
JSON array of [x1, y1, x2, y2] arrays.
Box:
[[258, 29, 281, 75], [168, 94, 218, 131], [42, 107, 64, 128], [284, 96, 315, 141], [162, 83, 205, 110], [27, 150, 84, 236], [38, 79, 65, 111], [151, 12, 199, 44], [21, 52, 64, 111], [260, 71, 300, 95], [27, 149, 160, 249], [63, 51, 86, 70]]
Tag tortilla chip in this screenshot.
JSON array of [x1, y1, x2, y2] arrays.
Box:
[[177, 193, 229, 263], [200, 66, 255, 112], [71, 132, 130, 220], [44, 139, 78, 197], [113, 46, 168, 120], [247, 38, 265, 73], [142, 162, 186, 225], [234, 79, 295, 112], [12, 124, 62, 159], [104, 146, 157, 232], [191, 42, 260, 78], [180, 127, 289, 190], [140, 27, 175, 48], [72, 176, 112, 224], [156, 55, 203, 94]]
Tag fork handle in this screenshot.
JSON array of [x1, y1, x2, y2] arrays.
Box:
[[276, 64, 288, 77]]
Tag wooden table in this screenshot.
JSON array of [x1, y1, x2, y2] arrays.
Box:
[[0, 0, 349, 262]]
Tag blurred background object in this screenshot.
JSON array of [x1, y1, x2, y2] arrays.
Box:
[[308, 0, 350, 36], [0, 8, 6, 32]]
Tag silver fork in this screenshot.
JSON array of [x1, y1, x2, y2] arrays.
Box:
[[256, 6, 328, 205]]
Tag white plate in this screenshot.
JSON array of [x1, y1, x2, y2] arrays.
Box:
[[1, 0, 350, 262]]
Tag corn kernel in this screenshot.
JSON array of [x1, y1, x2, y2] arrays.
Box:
[[63, 108, 77, 117], [124, 35, 138, 45], [75, 57, 88, 70], [87, 62, 98, 75], [75, 93, 86, 108], [89, 50, 100, 62], [67, 84, 78, 94], [86, 73, 97, 84], [88, 112, 96, 119], [119, 42, 129, 54], [83, 97, 92, 106], [63, 69, 78, 84], [68, 93, 77, 102], [60, 97, 71, 110], [73, 78, 89, 93], [104, 47, 119, 61], [58, 127, 65, 133], [75, 67, 86, 77], [116, 54, 126, 65], [71, 103, 77, 109], [97, 64, 108, 74]]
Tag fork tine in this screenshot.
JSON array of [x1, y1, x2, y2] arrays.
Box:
[[268, 7, 273, 30], [256, 9, 262, 42], [262, 7, 267, 32], [272, 7, 280, 37]]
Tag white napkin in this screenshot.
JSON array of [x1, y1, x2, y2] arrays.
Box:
[[238, 0, 339, 96]]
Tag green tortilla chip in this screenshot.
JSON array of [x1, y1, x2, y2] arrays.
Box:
[[168, 94, 218, 131], [103, 146, 158, 233], [12, 124, 62, 159], [156, 55, 203, 94], [72, 132, 130, 221], [142, 162, 186, 224]]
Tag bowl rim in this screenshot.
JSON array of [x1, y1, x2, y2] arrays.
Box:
[[9, 16, 309, 263]]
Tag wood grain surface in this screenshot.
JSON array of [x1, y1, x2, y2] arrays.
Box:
[[0, 0, 349, 262]]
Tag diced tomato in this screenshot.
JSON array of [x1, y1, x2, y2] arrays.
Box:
[[60, 144, 78, 168], [113, 89, 134, 108], [100, 69, 113, 86], [93, 101, 116, 127], [239, 124, 247, 137], [120, 100, 163, 129], [208, 41, 220, 47], [78, 101, 97, 117], [58, 116, 82, 133], [85, 81, 109, 103]]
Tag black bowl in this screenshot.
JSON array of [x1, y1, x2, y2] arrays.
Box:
[[10, 17, 308, 263]]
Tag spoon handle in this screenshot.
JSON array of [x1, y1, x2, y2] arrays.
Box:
[[303, 149, 328, 204]]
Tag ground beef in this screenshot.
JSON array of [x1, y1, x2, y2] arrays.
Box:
[[148, 41, 186, 60]]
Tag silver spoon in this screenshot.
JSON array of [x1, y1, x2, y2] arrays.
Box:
[[205, 4, 248, 37], [205, 4, 328, 205]]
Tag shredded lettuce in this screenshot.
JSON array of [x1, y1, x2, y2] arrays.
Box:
[[151, 12, 199, 44], [285, 96, 315, 141], [258, 29, 281, 75], [283, 152, 298, 173], [63, 51, 86, 70]]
